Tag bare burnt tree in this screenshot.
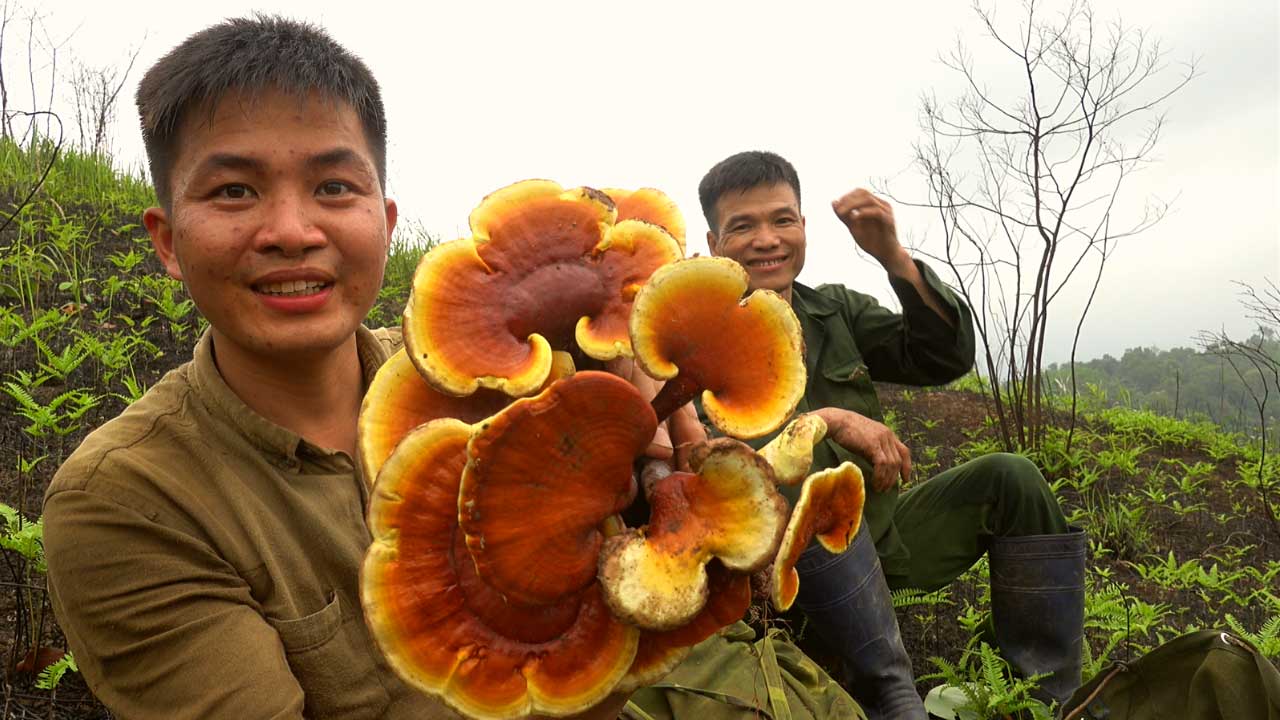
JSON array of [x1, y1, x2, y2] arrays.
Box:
[[18, 8, 73, 144], [897, 0, 1194, 452], [0, 1, 14, 139], [1198, 280, 1280, 540], [70, 45, 140, 155]]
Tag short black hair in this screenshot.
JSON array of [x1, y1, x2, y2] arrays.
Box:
[[136, 15, 387, 210], [698, 150, 801, 233]]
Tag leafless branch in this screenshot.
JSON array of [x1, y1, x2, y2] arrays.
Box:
[[893, 0, 1193, 451]]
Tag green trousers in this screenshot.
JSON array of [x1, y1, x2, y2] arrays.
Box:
[[880, 452, 1070, 591]]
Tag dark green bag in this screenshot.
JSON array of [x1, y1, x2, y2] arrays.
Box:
[[1061, 630, 1280, 720], [622, 622, 866, 720]]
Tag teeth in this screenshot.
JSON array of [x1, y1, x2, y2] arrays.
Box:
[[259, 280, 327, 296], [749, 258, 787, 268]]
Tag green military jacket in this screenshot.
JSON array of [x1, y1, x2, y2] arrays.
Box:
[[709, 260, 975, 578]]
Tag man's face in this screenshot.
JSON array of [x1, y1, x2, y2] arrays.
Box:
[[707, 183, 806, 298], [144, 90, 397, 364]]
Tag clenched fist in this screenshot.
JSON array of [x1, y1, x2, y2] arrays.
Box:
[[831, 188, 907, 269]]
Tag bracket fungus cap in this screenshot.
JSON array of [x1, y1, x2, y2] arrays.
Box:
[[362, 418, 639, 719], [630, 257, 805, 438], [459, 371, 657, 605], [758, 413, 829, 486], [603, 187, 687, 254], [403, 180, 681, 398], [598, 438, 787, 631], [616, 562, 751, 692], [357, 348, 512, 486], [771, 461, 866, 612]]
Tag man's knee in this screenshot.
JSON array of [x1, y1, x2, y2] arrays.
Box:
[[973, 452, 1051, 500]]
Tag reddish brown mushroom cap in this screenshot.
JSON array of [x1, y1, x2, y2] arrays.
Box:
[[363, 419, 639, 719], [617, 562, 751, 692], [403, 180, 681, 397], [630, 257, 806, 438], [598, 438, 787, 630], [603, 187, 687, 254], [771, 461, 866, 612], [758, 414, 829, 486], [459, 371, 657, 605], [358, 348, 512, 486]]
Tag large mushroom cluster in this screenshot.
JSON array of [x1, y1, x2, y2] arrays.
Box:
[[358, 180, 867, 719]]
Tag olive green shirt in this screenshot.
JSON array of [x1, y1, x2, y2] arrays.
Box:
[[44, 327, 456, 719], [725, 260, 976, 577]]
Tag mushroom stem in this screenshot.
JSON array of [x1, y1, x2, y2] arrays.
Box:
[[650, 375, 701, 424]]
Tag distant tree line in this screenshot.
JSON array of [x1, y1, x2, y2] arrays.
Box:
[[1044, 330, 1280, 441]]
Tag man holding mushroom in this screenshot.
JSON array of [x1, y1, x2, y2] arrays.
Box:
[[42, 16, 860, 720], [699, 150, 1086, 719]]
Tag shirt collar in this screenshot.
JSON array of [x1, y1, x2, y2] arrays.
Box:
[[189, 326, 391, 461], [789, 281, 841, 318]]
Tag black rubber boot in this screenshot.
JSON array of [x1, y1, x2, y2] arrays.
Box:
[[794, 524, 928, 720], [988, 527, 1087, 711]]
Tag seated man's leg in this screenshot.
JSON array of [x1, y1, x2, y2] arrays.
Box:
[[892, 452, 1085, 707], [793, 524, 927, 720]]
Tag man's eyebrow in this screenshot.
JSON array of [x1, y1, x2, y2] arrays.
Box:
[[191, 149, 371, 177], [306, 147, 371, 173], [194, 153, 264, 175]]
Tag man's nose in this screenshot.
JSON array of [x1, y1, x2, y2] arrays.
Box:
[[254, 193, 326, 256], [751, 226, 782, 250]]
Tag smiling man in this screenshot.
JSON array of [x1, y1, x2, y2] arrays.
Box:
[[699, 151, 1085, 719], [41, 19, 864, 720], [39, 17, 446, 720]]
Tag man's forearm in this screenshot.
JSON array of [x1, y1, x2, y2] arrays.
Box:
[[881, 249, 955, 328]]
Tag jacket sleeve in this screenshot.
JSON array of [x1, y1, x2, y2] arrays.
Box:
[[832, 259, 976, 386], [44, 484, 306, 720]]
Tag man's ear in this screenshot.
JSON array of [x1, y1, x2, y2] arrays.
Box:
[[383, 197, 399, 254], [706, 230, 719, 256], [143, 207, 183, 281]]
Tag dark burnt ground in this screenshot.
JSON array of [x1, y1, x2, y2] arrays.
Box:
[[749, 383, 1279, 702]]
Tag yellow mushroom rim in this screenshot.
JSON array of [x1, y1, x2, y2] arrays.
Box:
[[598, 439, 788, 631], [459, 372, 657, 605], [629, 256, 806, 439], [771, 462, 867, 612], [615, 562, 751, 692], [602, 187, 687, 255], [357, 348, 512, 486], [758, 413, 829, 486], [362, 418, 639, 720], [403, 180, 682, 398], [357, 348, 578, 487]]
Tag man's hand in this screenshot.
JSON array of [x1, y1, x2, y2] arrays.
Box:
[[832, 188, 955, 327], [666, 401, 707, 471], [811, 406, 911, 493], [606, 357, 706, 472], [831, 188, 911, 273]]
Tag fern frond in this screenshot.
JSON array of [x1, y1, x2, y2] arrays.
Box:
[[35, 652, 77, 690]]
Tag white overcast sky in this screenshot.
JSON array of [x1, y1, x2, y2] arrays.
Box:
[[24, 0, 1280, 363]]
